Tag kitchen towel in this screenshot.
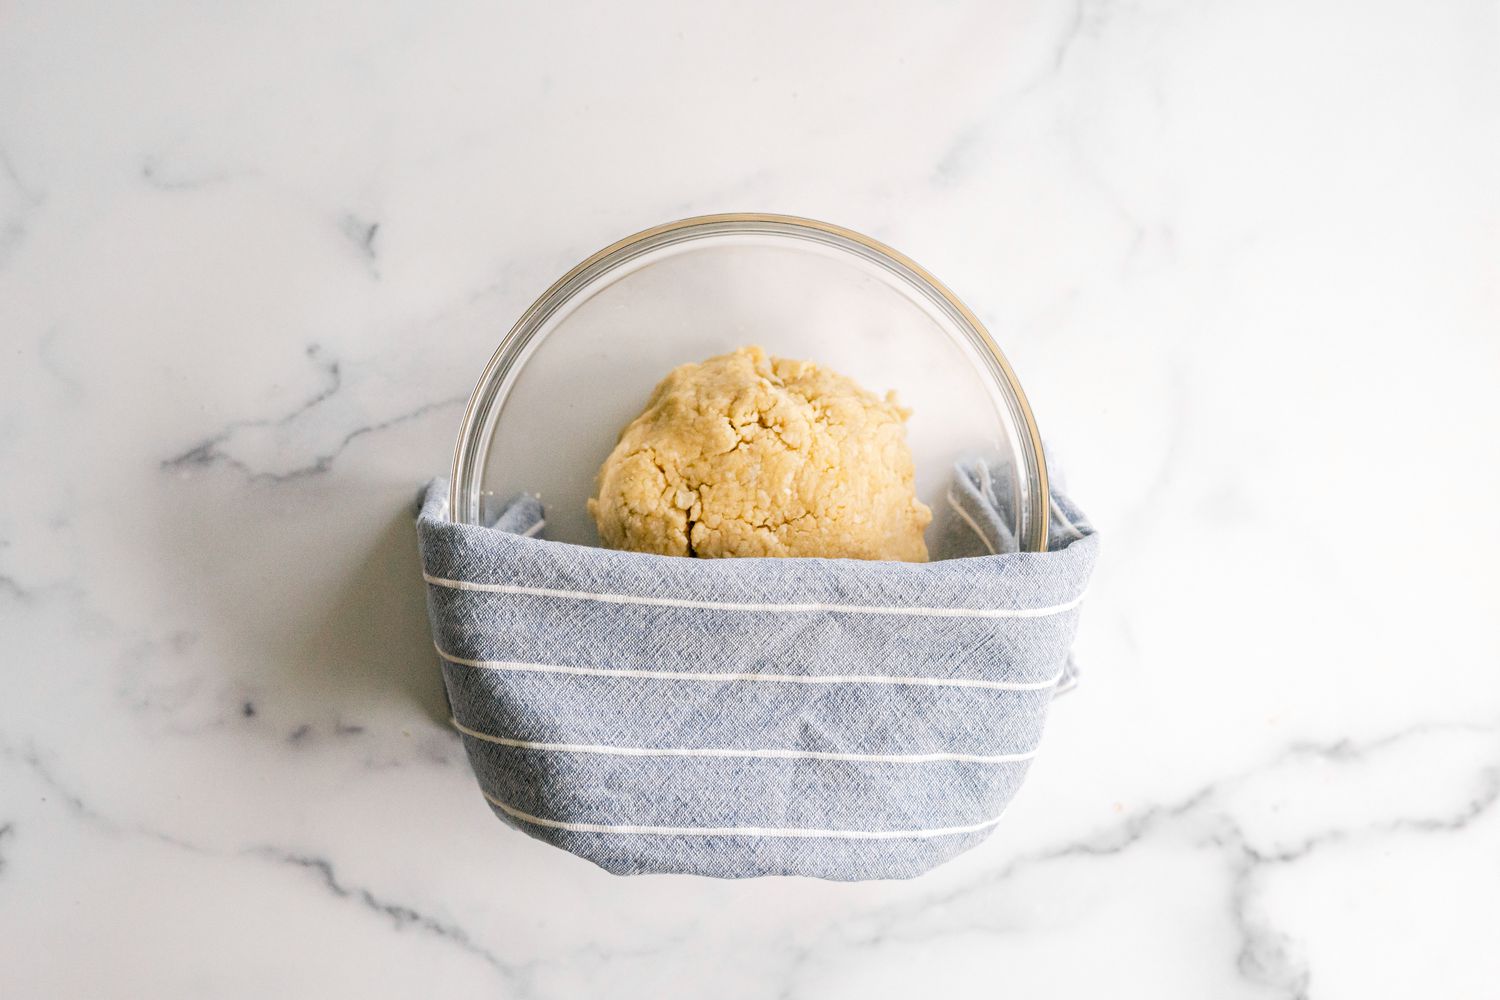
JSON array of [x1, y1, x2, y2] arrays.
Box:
[[417, 462, 1097, 880]]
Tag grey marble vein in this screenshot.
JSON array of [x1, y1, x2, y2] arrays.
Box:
[[140, 154, 248, 192], [0, 146, 43, 205], [1048, 0, 1089, 80], [0, 572, 32, 603], [0, 145, 42, 267], [339, 213, 381, 262], [1221, 825, 1312, 1000], [162, 343, 343, 473], [252, 847, 529, 989], [159, 340, 464, 481], [1, 738, 105, 829], [5, 734, 525, 983], [769, 721, 1500, 999], [241, 393, 465, 482], [0, 736, 211, 855]]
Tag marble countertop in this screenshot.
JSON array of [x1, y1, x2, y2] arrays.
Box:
[[2, 2, 1497, 996]]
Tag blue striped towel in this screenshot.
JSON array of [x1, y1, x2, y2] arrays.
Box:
[[417, 463, 1097, 880]]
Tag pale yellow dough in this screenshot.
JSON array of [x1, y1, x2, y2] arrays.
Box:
[[588, 346, 932, 561]]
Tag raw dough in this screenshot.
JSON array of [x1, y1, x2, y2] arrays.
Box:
[[588, 346, 931, 561]]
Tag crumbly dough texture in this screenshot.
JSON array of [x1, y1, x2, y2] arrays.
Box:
[[588, 346, 931, 561]]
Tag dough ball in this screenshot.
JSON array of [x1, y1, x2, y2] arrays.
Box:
[[588, 346, 931, 561]]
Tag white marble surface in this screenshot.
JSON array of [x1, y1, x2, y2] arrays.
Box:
[[2, 1, 1498, 996]]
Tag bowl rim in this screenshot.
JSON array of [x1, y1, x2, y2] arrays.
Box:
[[450, 212, 1050, 552]]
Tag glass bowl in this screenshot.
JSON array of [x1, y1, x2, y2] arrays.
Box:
[[450, 214, 1050, 555]]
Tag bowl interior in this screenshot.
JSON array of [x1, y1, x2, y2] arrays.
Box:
[[467, 223, 1042, 557]]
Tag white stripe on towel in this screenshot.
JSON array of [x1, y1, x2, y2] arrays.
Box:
[[481, 790, 1008, 840], [435, 644, 1065, 691], [423, 572, 1084, 619], [450, 716, 1038, 764]]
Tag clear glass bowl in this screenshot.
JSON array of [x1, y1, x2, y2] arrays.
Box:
[[450, 214, 1050, 555]]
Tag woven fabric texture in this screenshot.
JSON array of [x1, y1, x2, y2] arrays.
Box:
[[417, 464, 1097, 879]]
